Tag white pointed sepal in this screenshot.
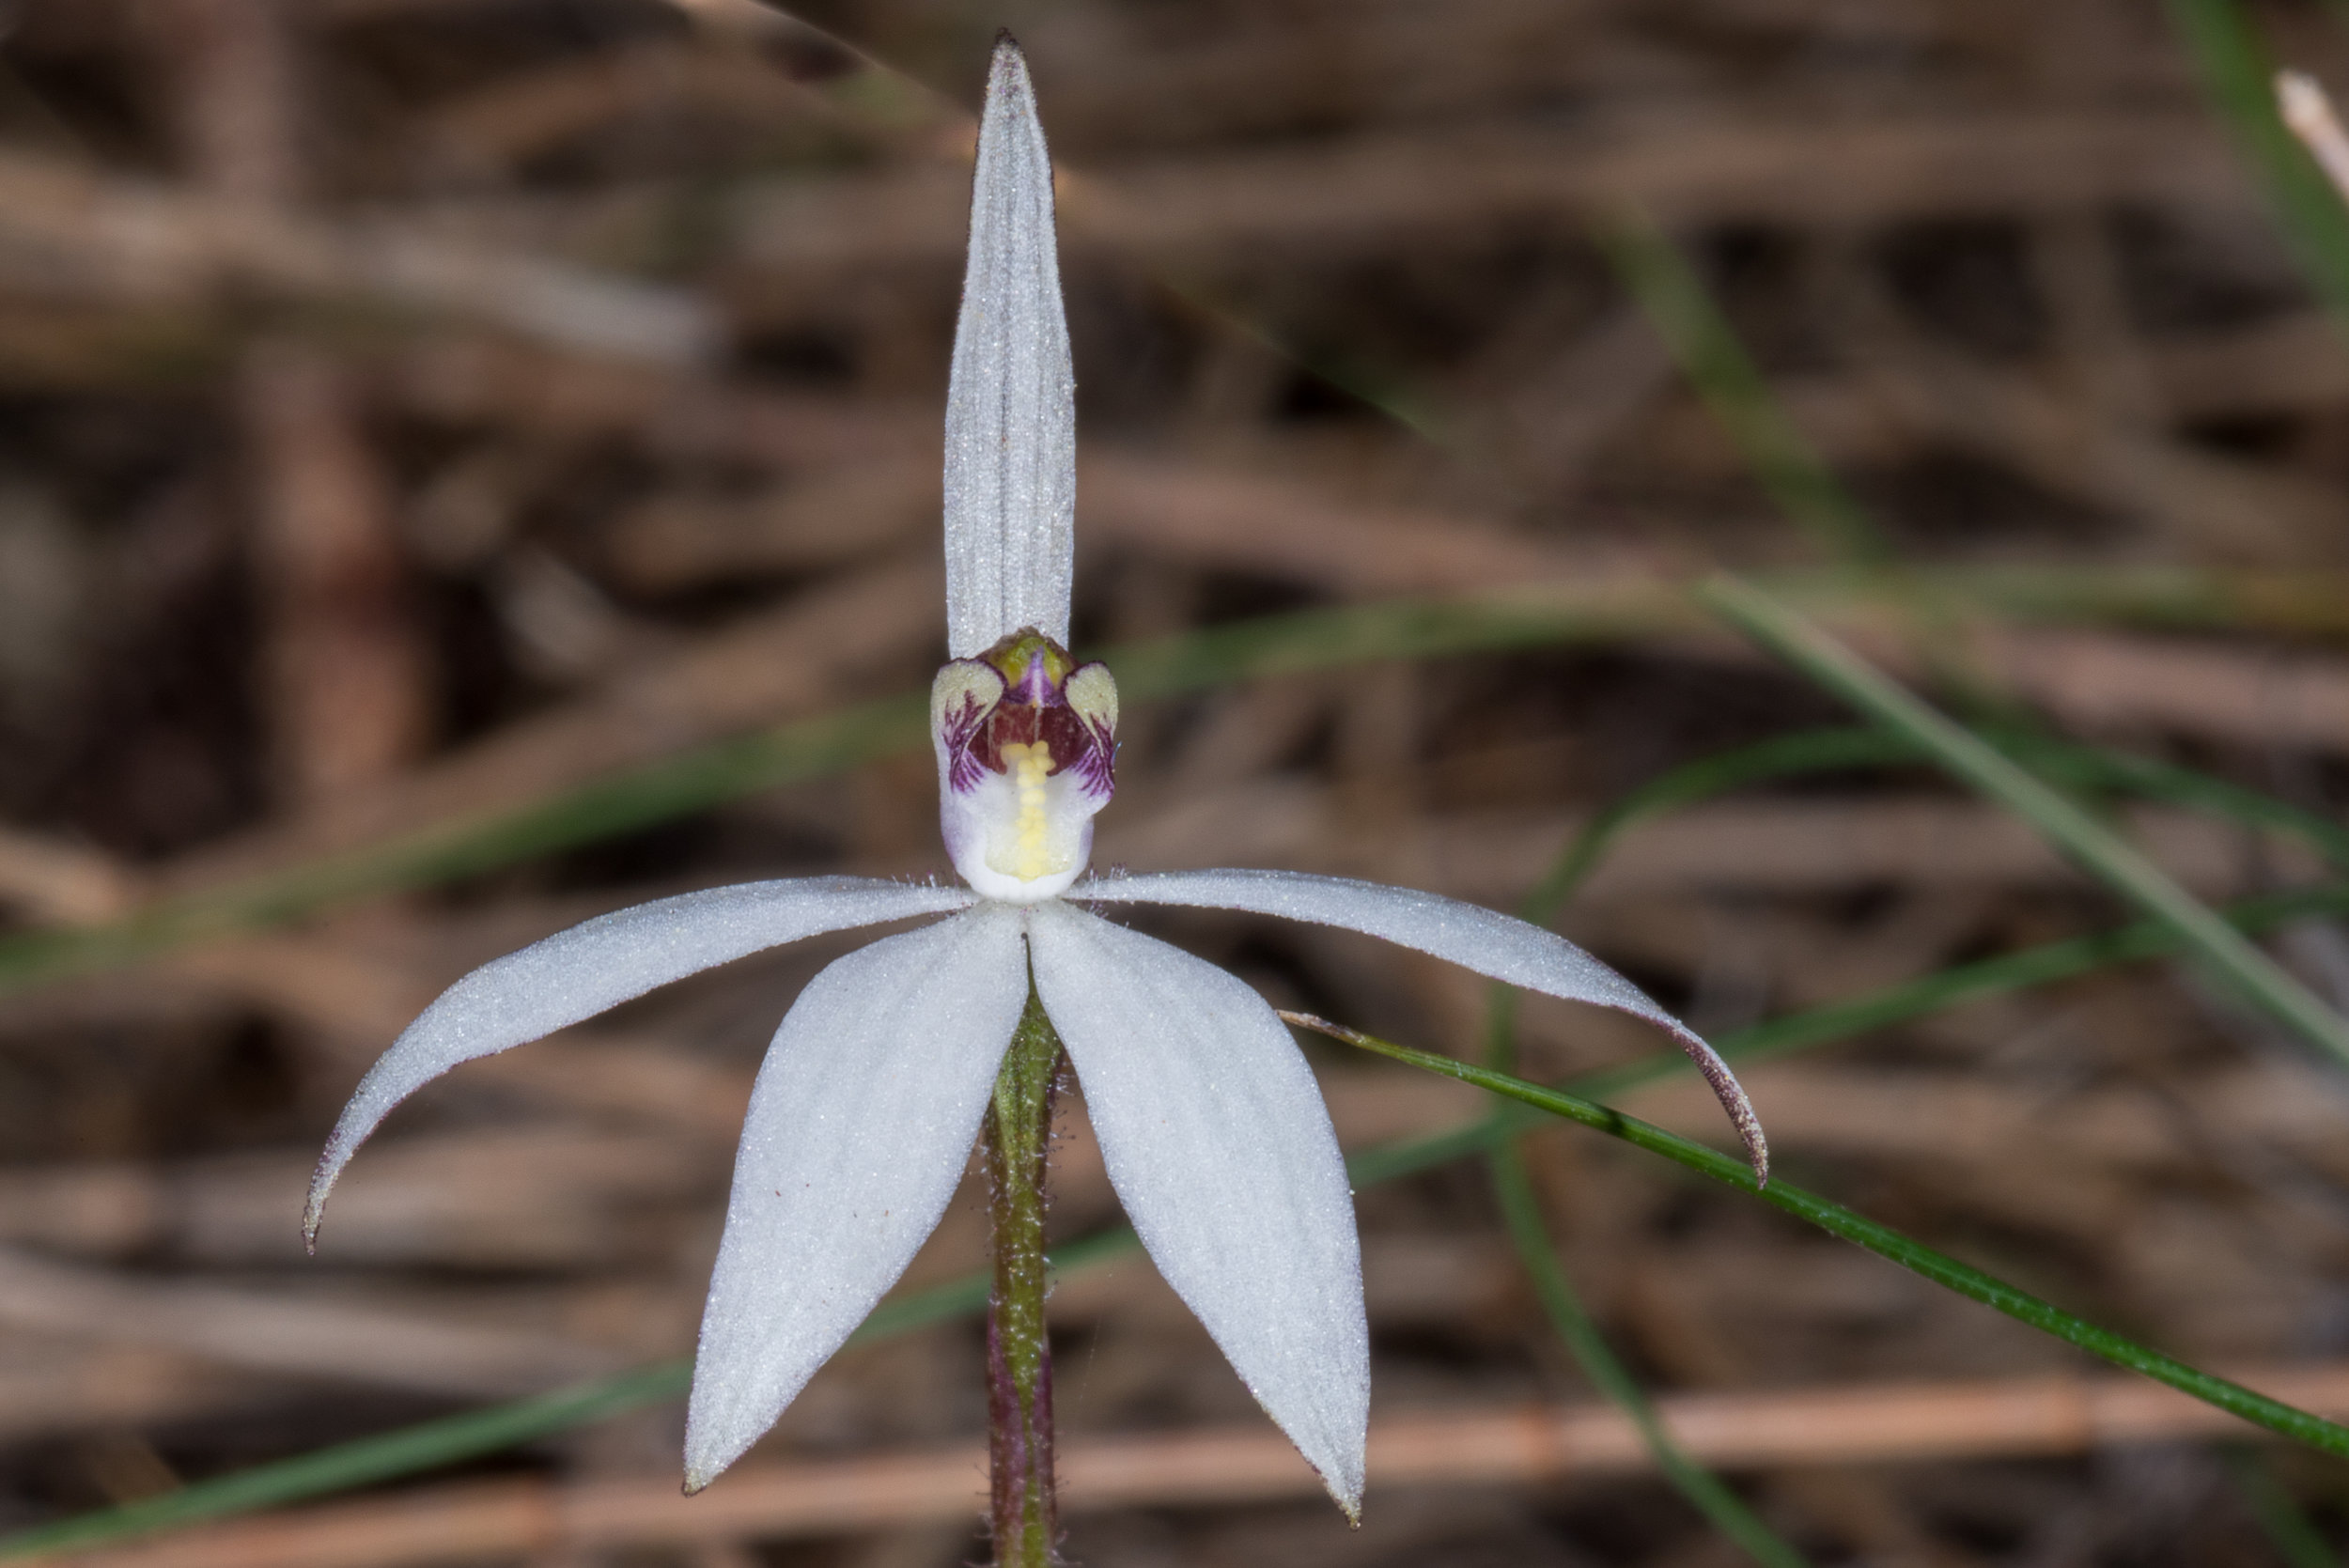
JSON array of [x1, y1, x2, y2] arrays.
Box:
[[1076, 867, 1766, 1182], [304, 877, 974, 1248], [1027, 899, 1368, 1514], [942, 36, 1075, 659], [684, 902, 1031, 1489]]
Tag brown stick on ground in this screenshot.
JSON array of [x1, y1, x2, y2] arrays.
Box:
[[240, 344, 434, 800], [38, 1361, 2349, 1568], [152, 0, 433, 805]]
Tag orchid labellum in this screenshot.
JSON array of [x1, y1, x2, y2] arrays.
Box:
[[306, 35, 1764, 1553]]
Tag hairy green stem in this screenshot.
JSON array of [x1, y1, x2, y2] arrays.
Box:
[[985, 988, 1061, 1568]]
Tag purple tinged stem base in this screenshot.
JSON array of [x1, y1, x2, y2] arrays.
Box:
[[985, 986, 1063, 1567]]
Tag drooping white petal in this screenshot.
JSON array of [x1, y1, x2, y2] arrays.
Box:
[[1080, 868, 1767, 1180], [307, 878, 975, 1241], [1027, 899, 1368, 1514], [685, 903, 1030, 1488], [942, 35, 1074, 658]]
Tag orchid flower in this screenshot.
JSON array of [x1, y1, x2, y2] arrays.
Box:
[[304, 38, 1765, 1523]]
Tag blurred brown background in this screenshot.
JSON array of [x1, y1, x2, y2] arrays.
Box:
[[0, 0, 2344, 1563]]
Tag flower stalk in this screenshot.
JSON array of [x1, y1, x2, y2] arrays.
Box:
[[984, 985, 1062, 1566]]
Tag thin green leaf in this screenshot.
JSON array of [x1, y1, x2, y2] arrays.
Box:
[[1291, 1009, 2349, 1462], [2223, 1447, 2343, 1568], [1520, 726, 1910, 928], [1588, 884, 2349, 1102], [1491, 718, 2349, 1088], [0, 1361, 691, 1560], [1596, 211, 1888, 566], [1475, 706, 2349, 1568], [1998, 732, 2349, 870], [1701, 573, 2349, 1070], [1531, 724, 2349, 934], [0, 1234, 1099, 1562]]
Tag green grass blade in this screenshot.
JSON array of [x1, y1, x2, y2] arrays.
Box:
[[1493, 717, 2349, 1096], [0, 1360, 694, 1560], [1489, 1144, 1812, 1566], [1531, 723, 2349, 931], [2163, 0, 2349, 334], [2223, 1447, 2343, 1568], [1997, 732, 2349, 870], [1596, 211, 1889, 565], [1583, 887, 2349, 1097], [1701, 574, 2349, 1070], [1557, 881, 2349, 1111], [1521, 727, 1911, 927], [1295, 1012, 2349, 1462]]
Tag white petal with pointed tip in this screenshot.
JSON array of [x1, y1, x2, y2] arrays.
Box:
[[1078, 868, 1766, 1177], [685, 903, 1030, 1487], [942, 37, 1074, 658], [1027, 899, 1367, 1514], [307, 877, 974, 1239]]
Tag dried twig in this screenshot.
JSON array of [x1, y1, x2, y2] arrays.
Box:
[[0, 1245, 615, 1397], [44, 1363, 2349, 1567]]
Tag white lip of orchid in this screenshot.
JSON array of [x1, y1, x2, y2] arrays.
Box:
[[933, 629, 1117, 903], [303, 35, 1765, 1523]]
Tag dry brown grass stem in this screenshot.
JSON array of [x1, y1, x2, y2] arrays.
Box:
[[42, 1362, 2349, 1568]]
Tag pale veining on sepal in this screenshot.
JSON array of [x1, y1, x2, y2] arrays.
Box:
[[303, 876, 979, 1250], [683, 902, 1031, 1491], [1075, 866, 1768, 1185], [1027, 898, 1367, 1514], [943, 39, 1074, 659]]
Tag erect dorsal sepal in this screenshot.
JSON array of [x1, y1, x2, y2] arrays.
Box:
[[942, 40, 1074, 660]]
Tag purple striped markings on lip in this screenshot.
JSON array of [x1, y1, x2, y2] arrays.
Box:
[[933, 627, 1118, 903]]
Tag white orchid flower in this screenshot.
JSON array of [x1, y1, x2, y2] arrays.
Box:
[[304, 38, 1764, 1518]]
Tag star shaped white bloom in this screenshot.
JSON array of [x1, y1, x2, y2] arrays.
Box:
[[305, 39, 1764, 1517]]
